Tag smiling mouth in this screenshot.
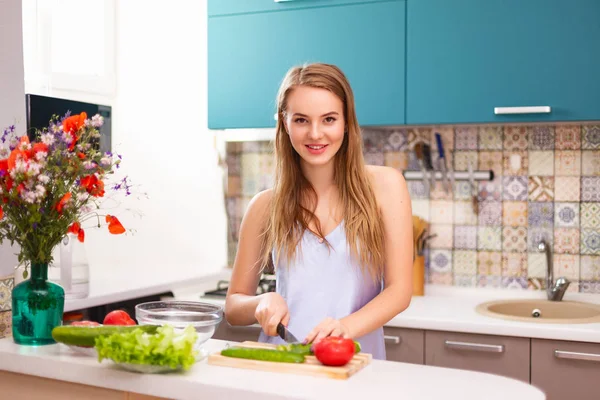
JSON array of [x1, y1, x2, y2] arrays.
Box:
[[306, 145, 328, 150]]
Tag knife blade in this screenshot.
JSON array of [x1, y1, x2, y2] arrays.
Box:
[[277, 322, 301, 344]]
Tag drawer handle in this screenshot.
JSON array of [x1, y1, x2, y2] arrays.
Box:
[[494, 106, 551, 115], [444, 340, 504, 353], [384, 335, 402, 345], [554, 350, 600, 363]]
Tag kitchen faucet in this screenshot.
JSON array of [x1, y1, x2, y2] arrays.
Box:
[[538, 239, 570, 301]]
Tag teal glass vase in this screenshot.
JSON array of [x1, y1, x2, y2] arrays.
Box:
[[11, 262, 65, 345]]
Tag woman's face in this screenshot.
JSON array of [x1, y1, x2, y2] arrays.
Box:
[[284, 85, 345, 168]]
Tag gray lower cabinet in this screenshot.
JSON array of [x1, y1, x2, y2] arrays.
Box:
[[531, 339, 600, 400], [383, 327, 424, 364], [213, 322, 262, 343], [425, 330, 530, 383]]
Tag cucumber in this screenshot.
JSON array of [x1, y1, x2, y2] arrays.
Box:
[[52, 325, 159, 347], [276, 343, 313, 355], [221, 347, 305, 363]]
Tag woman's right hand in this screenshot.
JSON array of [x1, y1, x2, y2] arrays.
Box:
[[255, 292, 290, 336]]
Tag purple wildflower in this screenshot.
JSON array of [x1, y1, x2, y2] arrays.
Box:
[[33, 223, 38, 230]]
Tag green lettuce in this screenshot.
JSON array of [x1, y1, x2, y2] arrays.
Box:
[[94, 325, 198, 370]]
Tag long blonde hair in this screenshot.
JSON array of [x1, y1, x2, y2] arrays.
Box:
[[259, 63, 385, 281]]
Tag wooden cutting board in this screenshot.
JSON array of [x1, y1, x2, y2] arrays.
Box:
[[207, 341, 372, 380]]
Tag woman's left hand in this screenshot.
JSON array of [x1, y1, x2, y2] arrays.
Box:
[[304, 317, 350, 344]]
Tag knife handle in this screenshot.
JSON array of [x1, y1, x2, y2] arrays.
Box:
[[435, 133, 445, 159]]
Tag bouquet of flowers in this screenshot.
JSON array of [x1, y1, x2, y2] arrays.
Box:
[[0, 112, 130, 272]]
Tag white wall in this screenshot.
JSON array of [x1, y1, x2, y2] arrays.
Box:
[[0, 0, 25, 277], [9, 1, 228, 280]]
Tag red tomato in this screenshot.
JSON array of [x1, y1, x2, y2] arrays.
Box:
[[103, 310, 136, 325], [313, 337, 355, 366], [71, 320, 101, 326]]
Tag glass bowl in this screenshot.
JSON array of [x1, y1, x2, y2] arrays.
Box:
[[135, 301, 223, 350]]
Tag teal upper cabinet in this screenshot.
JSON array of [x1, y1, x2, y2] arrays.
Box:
[[208, 1, 406, 129], [407, 0, 600, 125]]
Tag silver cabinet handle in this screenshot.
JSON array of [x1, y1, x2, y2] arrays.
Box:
[[384, 335, 401, 345], [494, 106, 551, 115], [555, 350, 600, 362], [444, 340, 504, 353]]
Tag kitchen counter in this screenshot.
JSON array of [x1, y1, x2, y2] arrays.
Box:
[[63, 267, 231, 312], [188, 284, 600, 344], [0, 337, 545, 400]]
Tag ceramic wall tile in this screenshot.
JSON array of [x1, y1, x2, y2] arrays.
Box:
[[478, 227, 502, 251], [429, 225, 454, 249], [242, 141, 262, 153], [407, 151, 421, 171], [408, 128, 432, 148], [478, 127, 503, 150], [430, 201, 454, 224], [454, 251, 478, 275], [581, 229, 600, 255], [454, 151, 478, 172], [454, 274, 477, 287], [502, 253, 527, 278], [0, 276, 13, 312], [383, 129, 409, 152], [0, 311, 11, 338], [582, 125, 600, 149], [554, 228, 580, 254], [580, 256, 600, 281], [503, 152, 528, 176], [411, 199, 430, 222], [478, 180, 503, 202], [528, 227, 554, 252], [384, 151, 408, 171], [477, 275, 503, 288], [429, 271, 453, 285], [455, 127, 478, 150], [454, 181, 473, 201], [580, 203, 600, 229], [528, 151, 554, 176], [554, 203, 580, 228], [478, 151, 503, 177], [362, 129, 386, 153], [430, 182, 453, 201], [364, 152, 385, 166], [582, 151, 600, 176], [555, 125, 581, 150], [477, 251, 503, 276], [528, 202, 554, 228], [528, 176, 554, 202], [582, 177, 600, 201], [579, 281, 600, 294], [503, 202, 528, 226], [454, 201, 478, 225], [554, 177, 581, 202], [527, 253, 546, 279], [408, 181, 428, 199], [454, 226, 478, 250], [227, 176, 241, 197], [478, 201, 502, 226], [504, 127, 528, 151], [430, 250, 453, 273], [553, 254, 580, 281], [227, 154, 241, 175], [502, 226, 528, 253], [503, 176, 528, 201], [528, 126, 555, 150], [555, 151, 581, 176]]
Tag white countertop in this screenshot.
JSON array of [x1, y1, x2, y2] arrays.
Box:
[[63, 267, 231, 312], [189, 284, 600, 344], [0, 338, 545, 400]]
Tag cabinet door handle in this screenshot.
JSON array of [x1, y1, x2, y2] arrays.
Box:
[[384, 335, 402, 345], [494, 106, 551, 115], [444, 340, 504, 353], [554, 350, 600, 362]]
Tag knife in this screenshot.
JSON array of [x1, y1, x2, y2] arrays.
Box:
[[413, 142, 430, 195], [277, 322, 301, 344], [435, 133, 450, 193], [423, 143, 436, 191]]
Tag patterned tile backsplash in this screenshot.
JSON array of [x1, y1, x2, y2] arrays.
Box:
[[225, 124, 600, 294]]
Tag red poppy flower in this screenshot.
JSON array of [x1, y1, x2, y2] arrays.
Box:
[[63, 112, 87, 151], [105, 215, 126, 234], [67, 222, 81, 235], [77, 228, 85, 243], [56, 192, 72, 213]]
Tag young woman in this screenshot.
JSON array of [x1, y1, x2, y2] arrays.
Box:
[[224, 63, 413, 360]]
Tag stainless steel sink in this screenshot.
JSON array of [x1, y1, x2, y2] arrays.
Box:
[[476, 299, 600, 324]]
